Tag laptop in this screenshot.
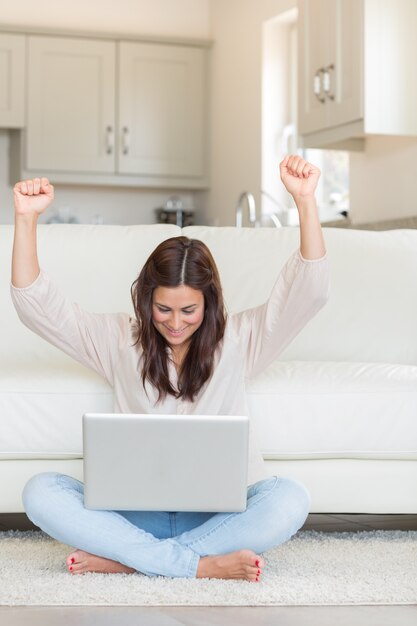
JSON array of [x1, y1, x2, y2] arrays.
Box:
[[82, 413, 249, 512]]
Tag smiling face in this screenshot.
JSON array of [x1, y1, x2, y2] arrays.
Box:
[[152, 284, 205, 349]]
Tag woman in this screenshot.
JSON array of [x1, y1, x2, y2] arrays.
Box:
[[11, 155, 329, 582]]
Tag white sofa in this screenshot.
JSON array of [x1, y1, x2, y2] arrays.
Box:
[[1, 224, 416, 514]]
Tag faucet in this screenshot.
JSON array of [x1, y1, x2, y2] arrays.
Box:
[[235, 192, 257, 227]]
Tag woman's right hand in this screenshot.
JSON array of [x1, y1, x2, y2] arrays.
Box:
[[13, 177, 54, 217]]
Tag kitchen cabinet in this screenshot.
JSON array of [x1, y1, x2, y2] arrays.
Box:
[[118, 42, 205, 178], [19, 35, 207, 188], [298, 0, 417, 149], [0, 33, 25, 128], [26, 36, 115, 173]]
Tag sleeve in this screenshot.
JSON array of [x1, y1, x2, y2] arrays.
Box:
[[228, 249, 330, 379], [10, 270, 129, 385]]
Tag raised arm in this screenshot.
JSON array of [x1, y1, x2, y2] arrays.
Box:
[[279, 154, 326, 260], [12, 177, 54, 287], [229, 155, 329, 379], [10, 177, 127, 384]]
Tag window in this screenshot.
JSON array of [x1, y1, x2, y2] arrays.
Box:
[[301, 148, 349, 222]]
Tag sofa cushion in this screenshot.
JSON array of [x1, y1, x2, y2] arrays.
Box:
[[0, 224, 180, 364], [184, 226, 417, 365], [0, 362, 112, 459], [247, 361, 417, 460], [2, 359, 416, 462]]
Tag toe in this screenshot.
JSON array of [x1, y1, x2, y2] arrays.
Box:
[[254, 555, 265, 569], [69, 561, 86, 575], [246, 562, 261, 581], [66, 550, 82, 566]]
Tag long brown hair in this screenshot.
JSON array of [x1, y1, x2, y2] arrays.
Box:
[[131, 236, 227, 403]]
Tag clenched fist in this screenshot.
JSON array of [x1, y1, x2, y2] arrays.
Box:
[[279, 155, 320, 200], [14, 177, 54, 217]]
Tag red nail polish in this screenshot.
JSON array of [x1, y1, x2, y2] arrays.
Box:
[[255, 560, 259, 567], [256, 576, 259, 582], [257, 569, 261, 575], [71, 558, 75, 564]]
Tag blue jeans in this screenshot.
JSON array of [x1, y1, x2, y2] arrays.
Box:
[[22, 472, 310, 578]]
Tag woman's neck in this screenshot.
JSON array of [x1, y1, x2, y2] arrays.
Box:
[[170, 342, 190, 372]]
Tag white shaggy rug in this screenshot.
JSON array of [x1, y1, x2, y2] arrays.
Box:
[[0, 529, 416, 606]]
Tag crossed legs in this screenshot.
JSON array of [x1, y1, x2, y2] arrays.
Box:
[[23, 472, 310, 580]]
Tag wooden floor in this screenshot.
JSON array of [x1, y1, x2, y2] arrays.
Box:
[[1, 605, 416, 626], [1, 512, 417, 532], [1, 513, 416, 625]]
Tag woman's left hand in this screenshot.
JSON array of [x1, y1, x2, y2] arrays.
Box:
[[279, 155, 320, 201]]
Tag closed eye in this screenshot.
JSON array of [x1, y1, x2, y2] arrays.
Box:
[[156, 306, 196, 314]]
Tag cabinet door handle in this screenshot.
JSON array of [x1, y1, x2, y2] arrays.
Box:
[[313, 68, 326, 103], [323, 64, 335, 100], [122, 127, 130, 155], [106, 126, 114, 155]]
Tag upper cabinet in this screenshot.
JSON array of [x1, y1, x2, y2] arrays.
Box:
[[0, 33, 25, 128], [26, 36, 116, 173], [13, 33, 208, 189], [298, 0, 417, 149], [118, 42, 205, 178]]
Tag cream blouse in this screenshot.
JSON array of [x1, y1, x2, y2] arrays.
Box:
[[11, 248, 330, 487]]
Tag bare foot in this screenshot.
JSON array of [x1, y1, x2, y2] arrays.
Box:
[[196, 549, 265, 582], [66, 550, 136, 575]]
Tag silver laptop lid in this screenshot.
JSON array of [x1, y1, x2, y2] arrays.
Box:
[[83, 413, 249, 512]]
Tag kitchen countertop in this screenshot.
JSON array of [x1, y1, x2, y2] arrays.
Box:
[[322, 215, 417, 230]]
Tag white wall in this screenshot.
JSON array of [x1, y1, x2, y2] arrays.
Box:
[[349, 136, 417, 224], [201, 0, 297, 227], [262, 12, 301, 225], [0, 0, 210, 225], [0, 0, 210, 38]]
